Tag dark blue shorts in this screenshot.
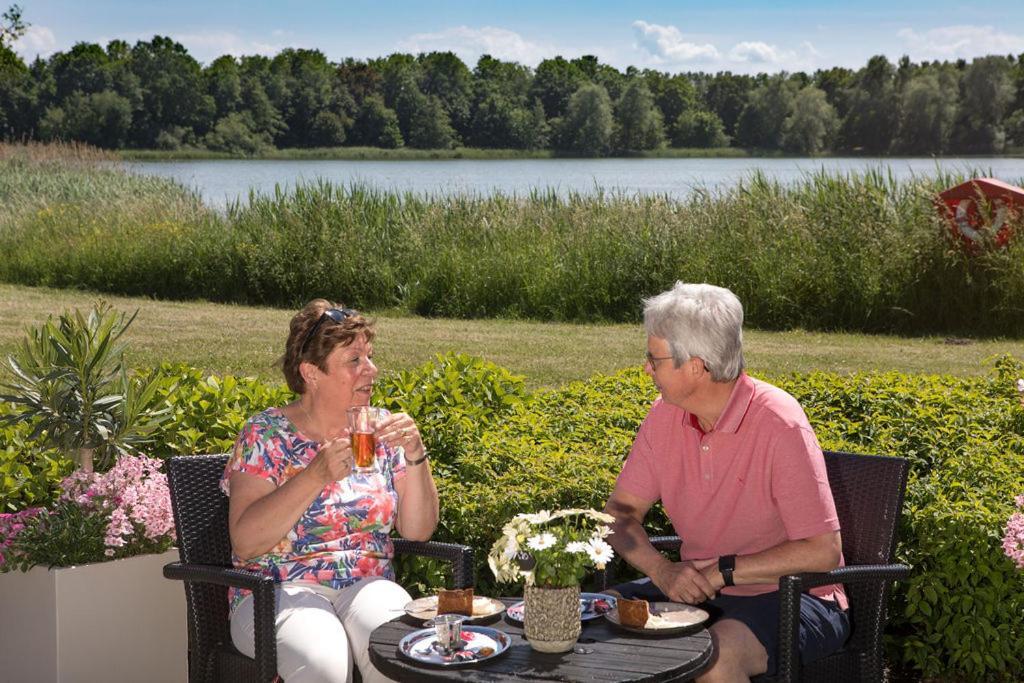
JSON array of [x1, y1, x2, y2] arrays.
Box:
[[611, 578, 850, 676]]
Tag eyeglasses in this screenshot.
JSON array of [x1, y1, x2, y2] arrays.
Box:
[[300, 308, 357, 356], [644, 350, 675, 369]]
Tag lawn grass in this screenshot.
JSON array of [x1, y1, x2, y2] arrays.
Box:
[[1, 283, 1021, 389]]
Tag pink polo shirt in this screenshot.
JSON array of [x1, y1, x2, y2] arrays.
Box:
[[616, 373, 847, 608]]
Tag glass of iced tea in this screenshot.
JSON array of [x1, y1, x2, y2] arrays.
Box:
[[346, 406, 381, 475]]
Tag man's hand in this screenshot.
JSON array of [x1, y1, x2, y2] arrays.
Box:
[[651, 560, 718, 604]]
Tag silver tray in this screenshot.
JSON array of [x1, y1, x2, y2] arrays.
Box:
[[397, 625, 512, 667], [505, 592, 617, 624]]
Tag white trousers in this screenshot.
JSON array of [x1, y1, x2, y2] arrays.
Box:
[[230, 577, 411, 683]]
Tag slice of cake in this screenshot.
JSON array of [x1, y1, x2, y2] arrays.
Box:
[[437, 587, 474, 616], [616, 597, 650, 628]]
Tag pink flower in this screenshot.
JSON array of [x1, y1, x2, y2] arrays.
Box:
[[0, 508, 44, 569], [96, 455, 176, 551], [1003, 500, 1024, 571], [3, 455, 176, 567]]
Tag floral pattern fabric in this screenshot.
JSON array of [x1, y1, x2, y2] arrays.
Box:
[[220, 408, 406, 611]]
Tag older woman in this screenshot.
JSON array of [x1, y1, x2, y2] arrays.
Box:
[[221, 299, 439, 683]]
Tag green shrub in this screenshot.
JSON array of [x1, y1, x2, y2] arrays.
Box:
[[150, 363, 294, 458], [374, 352, 529, 469], [2, 353, 1023, 678], [0, 404, 71, 512], [418, 359, 1024, 680], [895, 463, 1024, 679]]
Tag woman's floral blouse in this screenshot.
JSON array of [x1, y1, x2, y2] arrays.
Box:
[[220, 408, 406, 611]]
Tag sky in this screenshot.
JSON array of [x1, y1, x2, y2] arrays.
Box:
[[11, 1, 1024, 75]]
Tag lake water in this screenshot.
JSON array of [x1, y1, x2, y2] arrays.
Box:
[[127, 157, 1024, 209]]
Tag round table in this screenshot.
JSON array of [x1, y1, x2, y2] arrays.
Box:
[[369, 598, 714, 682]]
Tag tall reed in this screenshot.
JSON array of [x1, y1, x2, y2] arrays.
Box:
[[2, 144, 1022, 335]]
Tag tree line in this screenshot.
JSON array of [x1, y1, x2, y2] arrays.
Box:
[[1, 14, 1023, 155]]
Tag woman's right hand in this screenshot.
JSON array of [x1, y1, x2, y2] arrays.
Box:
[[310, 434, 355, 483]]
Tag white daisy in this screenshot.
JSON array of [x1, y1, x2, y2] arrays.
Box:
[[527, 533, 557, 551], [1017, 378, 1024, 394], [586, 538, 615, 568], [522, 510, 553, 524], [565, 541, 588, 554]]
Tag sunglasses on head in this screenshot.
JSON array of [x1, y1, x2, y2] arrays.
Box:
[[299, 307, 358, 356]]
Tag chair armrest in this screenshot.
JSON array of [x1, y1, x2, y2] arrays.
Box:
[[773, 564, 911, 683], [163, 561, 274, 590], [163, 562, 277, 682], [393, 539, 475, 589], [780, 563, 912, 592]]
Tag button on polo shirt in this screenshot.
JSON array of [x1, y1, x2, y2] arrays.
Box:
[[615, 373, 846, 607]]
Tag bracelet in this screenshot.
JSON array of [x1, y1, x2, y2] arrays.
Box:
[[406, 451, 429, 467]]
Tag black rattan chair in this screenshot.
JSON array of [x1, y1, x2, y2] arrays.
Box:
[[162, 453, 475, 683], [601, 450, 910, 683]]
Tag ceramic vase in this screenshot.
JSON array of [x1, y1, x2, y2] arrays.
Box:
[[523, 584, 581, 653]]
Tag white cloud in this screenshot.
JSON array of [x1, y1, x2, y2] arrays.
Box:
[[632, 20, 719, 63], [170, 30, 288, 63], [801, 41, 822, 59], [728, 41, 786, 64], [897, 25, 1024, 60], [12, 25, 58, 59], [397, 25, 550, 66]]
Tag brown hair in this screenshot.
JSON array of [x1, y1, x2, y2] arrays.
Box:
[[280, 298, 375, 394]]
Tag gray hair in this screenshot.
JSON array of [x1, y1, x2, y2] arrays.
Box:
[[643, 282, 745, 382]]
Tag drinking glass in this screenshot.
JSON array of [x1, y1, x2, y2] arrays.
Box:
[[346, 406, 381, 475], [431, 614, 466, 654]]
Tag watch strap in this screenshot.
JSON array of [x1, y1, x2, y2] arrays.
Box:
[[718, 554, 737, 587]]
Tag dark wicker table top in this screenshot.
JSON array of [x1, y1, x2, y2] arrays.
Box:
[[368, 597, 714, 682]]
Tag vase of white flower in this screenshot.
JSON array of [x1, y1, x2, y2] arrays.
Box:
[[524, 584, 582, 652], [488, 508, 616, 653]]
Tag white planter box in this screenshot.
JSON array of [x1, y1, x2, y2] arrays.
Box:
[[0, 549, 186, 683]]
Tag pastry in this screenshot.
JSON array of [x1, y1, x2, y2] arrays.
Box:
[[616, 597, 650, 628], [437, 587, 474, 616]]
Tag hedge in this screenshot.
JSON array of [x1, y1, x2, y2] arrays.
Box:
[[2, 353, 1023, 680]]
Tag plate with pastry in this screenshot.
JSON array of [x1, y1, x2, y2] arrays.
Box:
[[605, 598, 709, 635], [404, 588, 506, 623], [505, 592, 617, 624]]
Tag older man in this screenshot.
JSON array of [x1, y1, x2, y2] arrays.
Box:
[[603, 282, 849, 682]]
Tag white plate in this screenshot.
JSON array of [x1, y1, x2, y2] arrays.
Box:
[[605, 601, 709, 635], [505, 592, 617, 623], [403, 595, 506, 622], [397, 625, 512, 667]]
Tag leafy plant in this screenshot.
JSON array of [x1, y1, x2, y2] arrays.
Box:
[[0, 303, 170, 471], [374, 352, 528, 470]]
